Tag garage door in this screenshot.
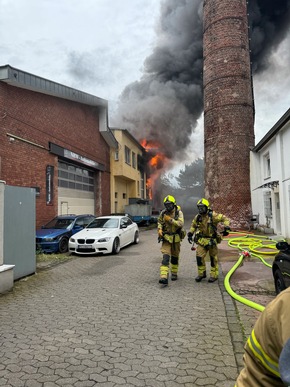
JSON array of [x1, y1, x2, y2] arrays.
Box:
[[58, 161, 95, 215]]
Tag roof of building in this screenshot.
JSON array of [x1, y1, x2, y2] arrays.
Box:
[[253, 107, 290, 152], [0, 64, 118, 148], [110, 127, 144, 152]]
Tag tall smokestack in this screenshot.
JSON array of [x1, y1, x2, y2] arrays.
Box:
[[203, 0, 255, 229]]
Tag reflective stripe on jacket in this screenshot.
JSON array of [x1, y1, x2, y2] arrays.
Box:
[[235, 287, 290, 387]]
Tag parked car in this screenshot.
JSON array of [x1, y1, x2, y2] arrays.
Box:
[[69, 215, 139, 255], [36, 214, 95, 254], [272, 241, 290, 294]]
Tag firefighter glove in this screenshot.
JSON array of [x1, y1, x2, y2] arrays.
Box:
[[221, 226, 231, 236], [163, 214, 171, 222], [187, 232, 193, 244], [158, 229, 163, 238]]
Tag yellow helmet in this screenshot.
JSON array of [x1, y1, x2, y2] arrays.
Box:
[[163, 195, 176, 212], [197, 198, 209, 214], [164, 195, 176, 205]]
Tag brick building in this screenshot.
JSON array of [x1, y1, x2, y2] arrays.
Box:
[[0, 65, 118, 228]]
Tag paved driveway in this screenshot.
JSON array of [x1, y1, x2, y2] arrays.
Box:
[[1, 227, 245, 387]]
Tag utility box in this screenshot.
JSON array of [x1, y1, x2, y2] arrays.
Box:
[[3, 184, 36, 281]]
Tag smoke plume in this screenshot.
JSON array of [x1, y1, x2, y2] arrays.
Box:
[[113, 0, 290, 168]]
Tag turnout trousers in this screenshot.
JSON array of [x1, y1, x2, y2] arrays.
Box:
[[160, 240, 181, 279], [196, 244, 218, 279]]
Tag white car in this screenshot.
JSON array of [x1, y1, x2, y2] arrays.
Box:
[[69, 215, 140, 255]]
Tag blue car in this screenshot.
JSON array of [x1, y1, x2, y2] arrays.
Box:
[[36, 214, 95, 254]]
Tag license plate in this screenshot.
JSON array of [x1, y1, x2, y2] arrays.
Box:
[[78, 245, 92, 249]]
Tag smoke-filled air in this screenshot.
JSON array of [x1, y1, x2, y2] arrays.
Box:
[[112, 0, 290, 175]]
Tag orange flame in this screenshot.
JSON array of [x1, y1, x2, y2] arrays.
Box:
[[140, 138, 167, 200]]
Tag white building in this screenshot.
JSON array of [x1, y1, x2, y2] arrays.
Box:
[[250, 108, 290, 238]]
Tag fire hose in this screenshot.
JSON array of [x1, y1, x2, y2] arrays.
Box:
[[222, 232, 283, 312]]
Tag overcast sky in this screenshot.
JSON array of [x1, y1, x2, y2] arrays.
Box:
[[1, 0, 290, 172]]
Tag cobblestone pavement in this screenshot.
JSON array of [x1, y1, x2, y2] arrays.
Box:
[[0, 226, 276, 387]]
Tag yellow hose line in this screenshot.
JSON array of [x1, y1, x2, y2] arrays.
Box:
[[223, 252, 265, 312], [223, 232, 283, 312]]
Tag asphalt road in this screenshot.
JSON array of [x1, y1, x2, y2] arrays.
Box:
[[0, 225, 276, 387]]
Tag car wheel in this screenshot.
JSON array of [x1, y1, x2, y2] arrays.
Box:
[[134, 230, 140, 244], [112, 237, 120, 254], [274, 269, 286, 294], [58, 237, 69, 254]]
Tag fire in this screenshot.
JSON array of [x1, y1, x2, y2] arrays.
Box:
[[140, 138, 167, 200]]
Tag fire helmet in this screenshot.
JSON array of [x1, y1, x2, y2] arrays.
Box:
[[197, 198, 209, 215], [163, 195, 176, 212]]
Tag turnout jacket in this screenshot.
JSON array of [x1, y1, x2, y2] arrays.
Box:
[[189, 210, 230, 246], [157, 208, 184, 244], [235, 287, 290, 387]]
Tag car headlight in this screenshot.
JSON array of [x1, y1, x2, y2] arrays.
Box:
[[97, 237, 111, 243], [70, 238, 75, 242], [43, 237, 55, 242]]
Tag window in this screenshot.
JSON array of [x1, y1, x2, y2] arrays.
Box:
[[264, 191, 272, 218], [115, 150, 119, 161], [58, 162, 94, 192], [125, 146, 131, 165], [264, 153, 271, 178], [140, 174, 145, 199], [132, 152, 136, 168]]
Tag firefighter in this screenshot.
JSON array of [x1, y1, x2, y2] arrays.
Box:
[[187, 198, 230, 283], [235, 287, 290, 387], [157, 195, 185, 285]]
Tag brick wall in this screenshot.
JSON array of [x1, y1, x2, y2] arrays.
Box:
[[0, 83, 111, 227], [203, 0, 255, 229]]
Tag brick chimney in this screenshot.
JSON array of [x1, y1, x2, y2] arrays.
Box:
[[203, 0, 255, 229]]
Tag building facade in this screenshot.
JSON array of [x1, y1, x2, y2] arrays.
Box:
[[0, 65, 118, 228], [251, 108, 290, 238], [110, 128, 147, 214]]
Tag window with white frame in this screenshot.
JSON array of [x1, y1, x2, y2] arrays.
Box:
[[263, 153, 271, 178], [125, 146, 131, 165]]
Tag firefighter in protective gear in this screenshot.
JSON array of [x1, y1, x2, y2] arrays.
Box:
[[235, 287, 290, 387], [187, 198, 230, 283], [158, 195, 184, 285]]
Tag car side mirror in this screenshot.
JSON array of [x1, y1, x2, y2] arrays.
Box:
[[276, 241, 290, 251], [121, 224, 127, 229]]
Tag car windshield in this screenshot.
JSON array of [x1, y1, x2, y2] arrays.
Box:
[[87, 218, 119, 229], [43, 218, 74, 229]]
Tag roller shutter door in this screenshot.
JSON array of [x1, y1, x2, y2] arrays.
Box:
[[58, 161, 95, 215]]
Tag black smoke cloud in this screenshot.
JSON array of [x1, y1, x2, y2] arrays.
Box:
[[113, 0, 290, 166], [249, 0, 290, 73]]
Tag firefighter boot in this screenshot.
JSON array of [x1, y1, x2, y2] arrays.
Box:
[[159, 277, 168, 285], [195, 271, 206, 282], [208, 277, 217, 283]]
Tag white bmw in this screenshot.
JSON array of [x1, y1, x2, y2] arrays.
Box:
[[69, 215, 140, 255]]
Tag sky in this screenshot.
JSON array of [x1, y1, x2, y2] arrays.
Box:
[[1, 0, 290, 175]]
